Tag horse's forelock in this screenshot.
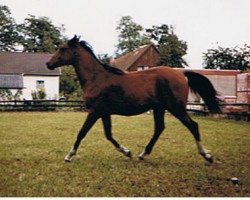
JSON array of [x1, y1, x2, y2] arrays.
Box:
[[68, 35, 80, 47]]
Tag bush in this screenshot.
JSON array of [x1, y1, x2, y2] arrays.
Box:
[[31, 88, 47, 100]]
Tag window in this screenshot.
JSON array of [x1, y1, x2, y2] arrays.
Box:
[[137, 67, 143, 71], [36, 80, 45, 89], [137, 66, 149, 71]]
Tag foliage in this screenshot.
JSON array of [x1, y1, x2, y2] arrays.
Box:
[[0, 89, 22, 100], [146, 25, 188, 67], [203, 45, 250, 71], [60, 66, 82, 100], [116, 16, 149, 55], [0, 5, 66, 53], [19, 15, 66, 53], [12, 89, 22, 100], [115, 16, 188, 68], [0, 112, 249, 196], [0, 89, 12, 100], [97, 53, 110, 65], [0, 5, 22, 51], [31, 88, 47, 100]]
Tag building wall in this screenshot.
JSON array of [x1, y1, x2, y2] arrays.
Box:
[[22, 75, 59, 100], [237, 73, 250, 103], [129, 47, 160, 71], [188, 75, 238, 103], [175, 68, 240, 102], [206, 75, 237, 96]]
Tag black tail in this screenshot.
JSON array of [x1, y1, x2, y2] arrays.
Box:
[[184, 71, 221, 114]]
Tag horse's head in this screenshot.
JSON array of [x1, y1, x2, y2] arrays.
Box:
[[46, 35, 80, 70]]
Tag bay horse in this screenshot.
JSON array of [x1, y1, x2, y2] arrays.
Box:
[[46, 35, 221, 163]]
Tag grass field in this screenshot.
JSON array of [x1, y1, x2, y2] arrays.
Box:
[[0, 112, 249, 197]]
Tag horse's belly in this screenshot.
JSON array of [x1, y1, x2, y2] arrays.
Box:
[[95, 96, 148, 114], [112, 103, 152, 116], [85, 84, 158, 115], [88, 97, 155, 116]]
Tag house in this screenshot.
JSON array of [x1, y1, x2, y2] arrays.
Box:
[[110, 44, 160, 71], [0, 51, 60, 100], [237, 73, 250, 103]]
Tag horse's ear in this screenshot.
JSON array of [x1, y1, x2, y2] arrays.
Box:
[[68, 35, 80, 47]]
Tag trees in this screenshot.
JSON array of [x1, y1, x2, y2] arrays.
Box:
[[146, 24, 188, 67], [116, 16, 149, 55], [0, 5, 66, 53], [20, 15, 66, 53], [0, 5, 21, 51], [97, 53, 110, 65], [203, 45, 250, 71], [59, 66, 82, 100], [115, 16, 188, 67]]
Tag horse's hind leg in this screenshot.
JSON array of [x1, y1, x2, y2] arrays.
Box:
[[139, 108, 165, 160], [102, 115, 131, 158], [173, 110, 213, 163]]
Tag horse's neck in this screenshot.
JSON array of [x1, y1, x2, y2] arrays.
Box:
[[73, 51, 107, 89]]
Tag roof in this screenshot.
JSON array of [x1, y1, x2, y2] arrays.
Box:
[[111, 44, 159, 71], [175, 68, 241, 76], [0, 74, 23, 89], [0, 51, 60, 76]]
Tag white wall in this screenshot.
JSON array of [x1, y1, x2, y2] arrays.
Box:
[[187, 74, 237, 103], [22, 75, 59, 100], [206, 75, 237, 96]]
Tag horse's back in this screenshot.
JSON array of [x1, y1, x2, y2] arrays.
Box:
[[122, 66, 189, 103], [125, 66, 188, 92], [126, 66, 185, 81]]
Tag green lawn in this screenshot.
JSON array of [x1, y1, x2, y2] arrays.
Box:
[[0, 112, 249, 197]]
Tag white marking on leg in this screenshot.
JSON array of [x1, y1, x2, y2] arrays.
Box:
[[204, 153, 212, 160], [196, 141, 213, 161], [138, 150, 146, 160], [64, 147, 76, 162], [117, 146, 131, 157], [196, 141, 206, 155]]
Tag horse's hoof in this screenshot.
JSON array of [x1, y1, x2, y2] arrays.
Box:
[[204, 154, 213, 163], [138, 150, 147, 161], [64, 155, 72, 163], [205, 156, 213, 163], [125, 151, 132, 158], [118, 146, 132, 158], [138, 155, 144, 161]]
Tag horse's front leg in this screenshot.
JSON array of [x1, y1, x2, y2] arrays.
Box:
[[65, 112, 99, 162], [102, 115, 132, 158]]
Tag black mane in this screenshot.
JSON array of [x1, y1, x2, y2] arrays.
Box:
[[79, 41, 125, 75]]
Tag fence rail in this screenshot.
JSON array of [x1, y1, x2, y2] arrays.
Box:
[[0, 100, 249, 121], [0, 100, 86, 111]]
